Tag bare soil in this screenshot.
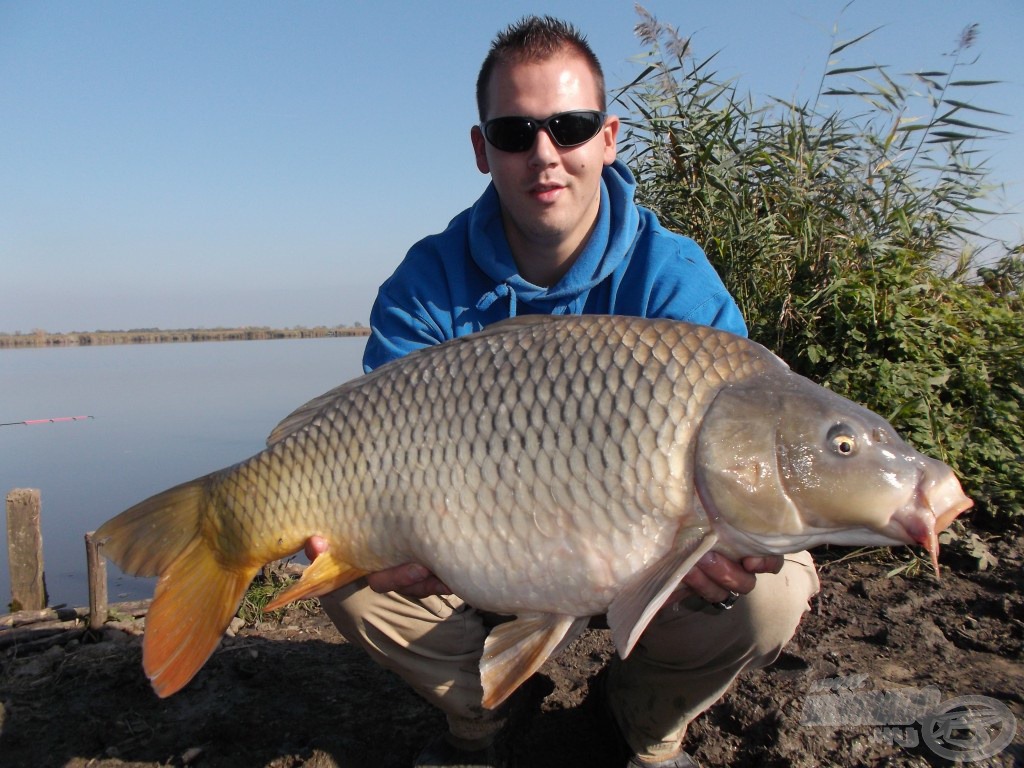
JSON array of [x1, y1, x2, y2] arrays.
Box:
[[2, 537, 1022, 768]]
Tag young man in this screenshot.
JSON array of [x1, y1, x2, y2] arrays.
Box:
[[309, 16, 818, 768]]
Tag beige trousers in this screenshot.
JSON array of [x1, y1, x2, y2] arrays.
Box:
[[319, 552, 818, 762]]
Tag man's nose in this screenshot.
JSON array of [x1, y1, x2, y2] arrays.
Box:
[[528, 127, 560, 166]]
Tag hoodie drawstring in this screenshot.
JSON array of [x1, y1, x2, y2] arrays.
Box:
[[476, 283, 518, 318]]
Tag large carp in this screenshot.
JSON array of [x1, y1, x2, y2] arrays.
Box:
[[96, 315, 971, 708]]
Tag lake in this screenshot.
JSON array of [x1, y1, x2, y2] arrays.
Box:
[[0, 336, 366, 609]]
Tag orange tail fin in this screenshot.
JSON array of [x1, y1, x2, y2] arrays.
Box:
[[96, 478, 258, 697], [145, 539, 259, 697]]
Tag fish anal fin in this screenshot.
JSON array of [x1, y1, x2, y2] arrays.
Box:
[[143, 539, 259, 698], [480, 614, 588, 710], [264, 552, 367, 611], [607, 529, 718, 659]]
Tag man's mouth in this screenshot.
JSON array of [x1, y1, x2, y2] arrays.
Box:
[[530, 182, 564, 203]]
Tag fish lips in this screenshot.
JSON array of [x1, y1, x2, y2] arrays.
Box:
[[884, 465, 974, 576]]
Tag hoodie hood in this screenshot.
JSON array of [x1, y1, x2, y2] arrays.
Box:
[[469, 159, 641, 317], [362, 156, 745, 373]]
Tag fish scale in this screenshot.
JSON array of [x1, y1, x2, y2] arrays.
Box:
[[96, 314, 971, 707]]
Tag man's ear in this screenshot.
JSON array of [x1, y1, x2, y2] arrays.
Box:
[[602, 114, 620, 165], [471, 125, 490, 174]]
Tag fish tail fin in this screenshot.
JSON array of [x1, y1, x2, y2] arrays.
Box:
[[96, 478, 259, 697], [96, 479, 210, 577], [145, 539, 259, 697]]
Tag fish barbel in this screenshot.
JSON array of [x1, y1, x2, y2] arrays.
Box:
[[96, 315, 972, 707]]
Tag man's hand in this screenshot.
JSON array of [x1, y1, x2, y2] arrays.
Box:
[[304, 536, 451, 599], [677, 552, 784, 605]]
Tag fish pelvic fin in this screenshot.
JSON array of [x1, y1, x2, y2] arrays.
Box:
[[144, 538, 260, 698], [480, 614, 589, 710], [607, 529, 719, 659], [264, 551, 367, 611]]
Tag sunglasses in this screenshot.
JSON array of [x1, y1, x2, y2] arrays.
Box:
[[480, 110, 608, 153]]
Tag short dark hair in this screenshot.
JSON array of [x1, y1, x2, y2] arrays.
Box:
[[475, 16, 606, 122]]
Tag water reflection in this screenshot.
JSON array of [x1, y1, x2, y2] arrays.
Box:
[[0, 337, 365, 607]]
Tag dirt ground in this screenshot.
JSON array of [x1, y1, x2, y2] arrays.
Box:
[[2, 535, 1021, 768]]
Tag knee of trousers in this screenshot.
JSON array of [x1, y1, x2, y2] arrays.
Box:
[[318, 581, 390, 650], [318, 582, 486, 660], [633, 551, 819, 672], [317, 583, 494, 723]]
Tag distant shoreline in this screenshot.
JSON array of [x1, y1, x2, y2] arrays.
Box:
[[0, 325, 371, 349]]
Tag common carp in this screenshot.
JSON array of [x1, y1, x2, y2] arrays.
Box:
[[96, 315, 972, 708]]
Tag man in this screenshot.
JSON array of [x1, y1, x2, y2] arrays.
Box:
[[308, 16, 818, 768]]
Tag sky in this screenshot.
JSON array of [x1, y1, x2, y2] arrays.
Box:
[[2, 1, 1021, 334]]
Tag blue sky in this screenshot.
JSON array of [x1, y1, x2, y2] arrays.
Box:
[[2, 1, 1021, 334]]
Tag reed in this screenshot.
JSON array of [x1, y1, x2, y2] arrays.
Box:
[[0, 325, 370, 349], [618, 8, 1022, 523]]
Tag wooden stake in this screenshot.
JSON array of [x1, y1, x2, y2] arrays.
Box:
[[5, 488, 46, 611], [85, 531, 108, 629]]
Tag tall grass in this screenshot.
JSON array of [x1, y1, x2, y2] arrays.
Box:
[[617, 8, 1022, 523]]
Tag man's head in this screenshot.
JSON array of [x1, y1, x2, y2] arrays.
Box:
[[470, 16, 619, 286], [475, 16, 606, 122]]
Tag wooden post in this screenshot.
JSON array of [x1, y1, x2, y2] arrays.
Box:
[[85, 531, 108, 629], [6, 488, 46, 611]]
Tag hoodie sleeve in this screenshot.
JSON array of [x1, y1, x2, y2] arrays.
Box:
[[362, 281, 448, 373], [361, 211, 481, 372]]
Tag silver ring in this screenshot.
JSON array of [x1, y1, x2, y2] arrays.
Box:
[[713, 591, 741, 610]]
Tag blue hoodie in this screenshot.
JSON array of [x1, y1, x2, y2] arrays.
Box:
[[363, 160, 745, 372]]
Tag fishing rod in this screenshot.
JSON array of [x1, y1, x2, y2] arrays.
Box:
[[0, 416, 94, 427]]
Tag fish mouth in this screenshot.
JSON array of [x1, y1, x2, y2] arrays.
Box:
[[890, 469, 973, 577]]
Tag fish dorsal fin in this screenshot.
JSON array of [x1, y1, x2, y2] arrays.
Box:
[[264, 552, 368, 611], [266, 381, 355, 446], [266, 316, 577, 446], [480, 614, 589, 710], [607, 528, 719, 659], [470, 315, 564, 336]]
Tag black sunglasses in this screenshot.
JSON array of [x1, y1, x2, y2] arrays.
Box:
[[480, 110, 607, 153]]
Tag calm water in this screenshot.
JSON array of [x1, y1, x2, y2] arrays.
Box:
[[0, 336, 366, 608]]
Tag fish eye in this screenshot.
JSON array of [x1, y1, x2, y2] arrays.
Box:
[[827, 424, 857, 456]]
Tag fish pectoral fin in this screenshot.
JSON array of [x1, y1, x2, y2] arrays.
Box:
[[480, 613, 588, 710], [607, 529, 719, 659], [264, 552, 367, 611], [144, 539, 261, 698]]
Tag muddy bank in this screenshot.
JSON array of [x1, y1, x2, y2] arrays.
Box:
[[1, 538, 1021, 767]]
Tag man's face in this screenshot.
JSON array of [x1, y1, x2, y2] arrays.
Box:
[[471, 54, 619, 280]]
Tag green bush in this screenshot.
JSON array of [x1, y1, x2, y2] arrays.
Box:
[[810, 252, 1023, 521], [617, 9, 1022, 524]]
